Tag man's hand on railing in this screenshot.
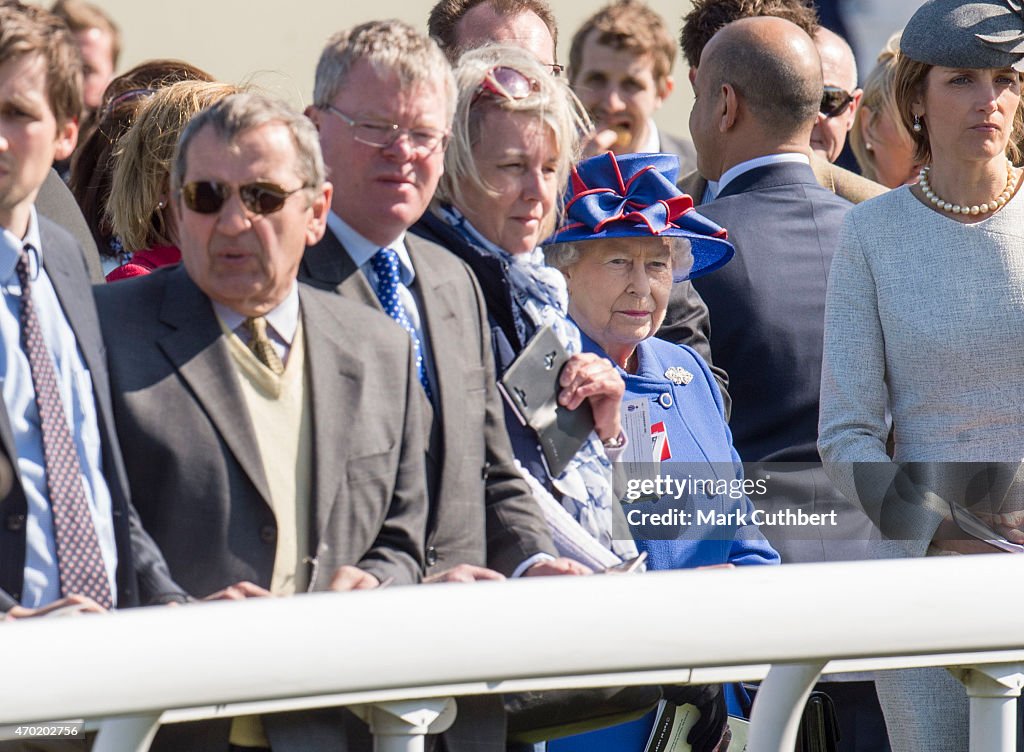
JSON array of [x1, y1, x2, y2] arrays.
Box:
[[523, 557, 592, 576], [3, 594, 107, 620], [424, 564, 506, 583], [328, 566, 380, 591], [201, 581, 273, 601]]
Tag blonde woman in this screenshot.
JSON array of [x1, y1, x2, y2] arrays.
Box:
[[105, 80, 242, 281], [849, 34, 920, 188]]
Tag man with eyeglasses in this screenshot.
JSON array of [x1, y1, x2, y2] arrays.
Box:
[[301, 20, 586, 749], [93, 92, 430, 751], [811, 27, 863, 165]]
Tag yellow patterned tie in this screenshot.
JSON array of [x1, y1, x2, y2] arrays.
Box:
[[244, 316, 284, 375]]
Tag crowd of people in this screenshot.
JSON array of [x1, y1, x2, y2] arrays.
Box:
[[0, 0, 1022, 751]]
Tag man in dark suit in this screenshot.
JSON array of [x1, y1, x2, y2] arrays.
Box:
[[674, 0, 885, 208], [0, 2, 187, 623], [95, 92, 429, 751], [687, 17, 888, 752]]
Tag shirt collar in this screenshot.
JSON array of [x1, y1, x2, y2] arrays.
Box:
[[327, 210, 416, 287], [0, 207, 41, 284], [639, 119, 661, 155], [212, 282, 301, 345], [717, 152, 810, 195]]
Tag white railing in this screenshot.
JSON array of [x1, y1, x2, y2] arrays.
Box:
[[2, 555, 1023, 752]]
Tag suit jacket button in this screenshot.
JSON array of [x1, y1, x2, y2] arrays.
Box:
[[6, 513, 25, 531], [425, 546, 438, 567], [259, 525, 277, 544]]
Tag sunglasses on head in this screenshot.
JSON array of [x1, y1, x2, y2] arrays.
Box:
[[472, 66, 541, 105], [820, 86, 854, 118], [180, 180, 310, 216]]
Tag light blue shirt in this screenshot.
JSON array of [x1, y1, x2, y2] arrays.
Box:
[[0, 209, 118, 607], [326, 212, 438, 401]]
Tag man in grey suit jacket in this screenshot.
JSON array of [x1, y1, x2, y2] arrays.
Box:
[[95, 93, 429, 752], [301, 21, 588, 752]]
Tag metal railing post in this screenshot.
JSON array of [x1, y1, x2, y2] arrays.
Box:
[[748, 662, 825, 752], [92, 713, 161, 752], [951, 664, 1024, 752], [351, 698, 457, 752]]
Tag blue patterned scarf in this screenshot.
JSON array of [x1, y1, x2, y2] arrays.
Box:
[[437, 204, 638, 562]]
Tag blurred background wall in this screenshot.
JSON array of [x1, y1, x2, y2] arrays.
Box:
[[29, 0, 920, 143]]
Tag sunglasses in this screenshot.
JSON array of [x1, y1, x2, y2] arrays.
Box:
[[472, 66, 540, 104], [820, 86, 854, 118], [179, 180, 310, 216]]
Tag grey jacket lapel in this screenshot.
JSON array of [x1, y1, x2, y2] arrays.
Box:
[[155, 269, 272, 506], [299, 286, 365, 545], [404, 234, 464, 463], [302, 228, 379, 308]]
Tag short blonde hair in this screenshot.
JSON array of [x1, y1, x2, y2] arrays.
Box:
[[850, 34, 908, 183], [435, 44, 591, 240], [108, 80, 242, 252]]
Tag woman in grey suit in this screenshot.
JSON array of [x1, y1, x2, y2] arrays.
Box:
[[818, 1, 1024, 749]]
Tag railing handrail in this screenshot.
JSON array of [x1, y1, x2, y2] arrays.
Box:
[[1, 556, 1021, 726]]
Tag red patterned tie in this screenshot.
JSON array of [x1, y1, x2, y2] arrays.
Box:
[[16, 248, 112, 608]]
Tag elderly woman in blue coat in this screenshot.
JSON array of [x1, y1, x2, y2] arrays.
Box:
[[545, 152, 779, 571], [542, 153, 778, 752]]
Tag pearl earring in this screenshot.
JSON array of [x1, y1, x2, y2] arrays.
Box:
[[865, 142, 873, 151], [156, 200, 166, 210], [912, 114, 923, 133]]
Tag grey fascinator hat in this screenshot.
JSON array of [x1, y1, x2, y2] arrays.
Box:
[[901, 0, 1024, 71]]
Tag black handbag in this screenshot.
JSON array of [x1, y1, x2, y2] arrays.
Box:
[[504, 685, 664, 744]]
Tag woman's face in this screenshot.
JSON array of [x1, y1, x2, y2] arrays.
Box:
[[913, 66, 1021, 165], [459, 108, 560, 255], [563, 237, 674, 356], [860, 106, 919, 188]]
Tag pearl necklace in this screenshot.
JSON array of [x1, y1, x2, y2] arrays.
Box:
[[918, 158, 1019, 216]]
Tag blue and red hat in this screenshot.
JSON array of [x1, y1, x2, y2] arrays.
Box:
[[544, 152, 734, 282]]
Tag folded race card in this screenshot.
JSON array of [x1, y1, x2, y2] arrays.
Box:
[[498, 325, 594, 478]]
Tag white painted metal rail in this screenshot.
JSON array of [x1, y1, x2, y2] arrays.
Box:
[[1, 556, 1022, 751]]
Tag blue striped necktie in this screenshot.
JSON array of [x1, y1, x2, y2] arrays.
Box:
[[370, 248, 432, 399]]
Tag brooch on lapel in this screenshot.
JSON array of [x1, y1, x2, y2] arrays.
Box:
[[664, 367, 693, 385]]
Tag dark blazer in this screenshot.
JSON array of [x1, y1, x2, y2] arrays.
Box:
[[689, 161, 852, 463], [677, 151, 885, 209], [0, 217, 186, 611], [94, 267, 427, 597]]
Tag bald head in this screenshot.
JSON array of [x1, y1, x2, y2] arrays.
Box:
[[814, 27, 856, 91], [701, 16, 821, 137]]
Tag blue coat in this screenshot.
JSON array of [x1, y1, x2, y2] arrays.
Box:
[[581, 331, 779, 571]]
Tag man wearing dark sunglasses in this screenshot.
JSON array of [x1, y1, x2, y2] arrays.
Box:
[[93, 92, 431, 752], [810, 27, 862, 165]]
